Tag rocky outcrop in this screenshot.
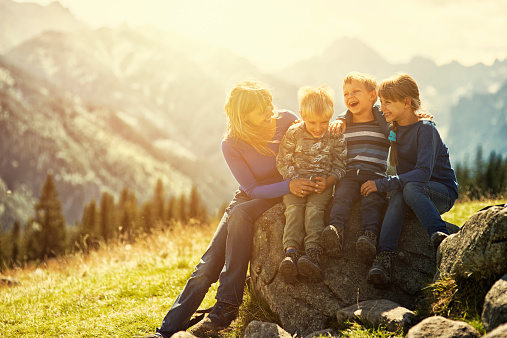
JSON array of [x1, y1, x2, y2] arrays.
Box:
[[485, 323, 507, 338], [437, 205, 507, 282], [482, 273, 507, 332], [405, 316, 480, 338], [336, 299, 414, 332], [243, 321, 292, 338], [250, 202, 459, 336]]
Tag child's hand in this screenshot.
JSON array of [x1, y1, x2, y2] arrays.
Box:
[[361, 180, 378, 196], [416, 112, 433, 120], [313, 176, 327, 194], [329, 119, 346, 135], [289, 178, 319, 197]]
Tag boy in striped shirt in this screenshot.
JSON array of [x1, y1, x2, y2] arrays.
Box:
[[319, 72, 390, 262]]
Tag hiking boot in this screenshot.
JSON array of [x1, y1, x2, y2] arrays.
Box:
[[356, 230, 377, 263], [297, 248, 323, 281], [188, 301, 239, 336], [430, 231, 449, 250], [279, 249, 300, 284], [366, 251, 395, 288], [319, 224, 344, 258]]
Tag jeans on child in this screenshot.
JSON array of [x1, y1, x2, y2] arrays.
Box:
[[378, 181, 456, 253], [157, 189, 281, 337], [282, 185, 333, 251], [328, 170, 387, 236]]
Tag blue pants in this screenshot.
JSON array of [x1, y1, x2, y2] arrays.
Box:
[[157, 190, 281, 337], [378, 181, 456, 253], [328, 170, 387, 236]]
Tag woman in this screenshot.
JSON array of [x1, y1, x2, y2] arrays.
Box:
[[147, 80, 319, 338]]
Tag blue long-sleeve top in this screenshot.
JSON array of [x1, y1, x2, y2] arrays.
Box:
[[221, 110, 299, 199], [374, 120, 459, 200]]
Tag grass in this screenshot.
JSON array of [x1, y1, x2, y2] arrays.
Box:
[[441, 197, 505, 226], [1, 198, 504, 337]]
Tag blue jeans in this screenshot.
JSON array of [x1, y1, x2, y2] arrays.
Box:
[[328, 170, 387, 236], [378, 181, 456, 253], [157, 190, 281, 337]]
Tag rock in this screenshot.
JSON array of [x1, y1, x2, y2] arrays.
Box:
[[250, 202, 459, 335], [0, 276, 21, 286], [405, 316, 480, 338], [243, 320, 292, 338], [482, 273, 507, 332], [335, 299, 415, 332], [484, 323, 507, 338], [438, 205, 507, 282], [171, 332, 196, 338], [303, 328, 340, 338]]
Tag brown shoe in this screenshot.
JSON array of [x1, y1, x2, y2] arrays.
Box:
[[356, 230, 377, 263], [279, 249, 300, 284], [188, 301, 239, 337]]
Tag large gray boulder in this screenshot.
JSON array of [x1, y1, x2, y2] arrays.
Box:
[[250, 202, 459, 335], [437, 205, 507, 282], [482, 273, 507, 332], [405, 316, 480, 338], [484, 323, 507, 338], [336, 299, 415, 332]]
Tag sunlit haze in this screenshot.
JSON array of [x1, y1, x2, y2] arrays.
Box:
[[14, 0, 507, 72]]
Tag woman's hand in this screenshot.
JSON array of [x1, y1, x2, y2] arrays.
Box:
[[329, 119, 346, 135], [289, 178, 319, 197], [360, 180, 378, 196]]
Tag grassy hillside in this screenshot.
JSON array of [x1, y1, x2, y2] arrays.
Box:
[[0, 199, 504, 337]]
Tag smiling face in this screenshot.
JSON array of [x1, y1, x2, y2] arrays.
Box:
[[343, 80, 377, 116], [303, 113, 331, 138], [244, 104, 274, 129], [380, 97, 407, 123]]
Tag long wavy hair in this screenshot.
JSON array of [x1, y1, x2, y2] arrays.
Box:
[[378, 73, 421, 166], [224, 80, 277, 155]]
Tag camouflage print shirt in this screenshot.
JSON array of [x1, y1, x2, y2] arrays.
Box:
[[276, 122, 347, 181]]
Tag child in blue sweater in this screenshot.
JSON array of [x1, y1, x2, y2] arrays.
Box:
[[360, 73, 458, 288]]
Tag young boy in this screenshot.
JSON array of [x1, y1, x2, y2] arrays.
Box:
[[319, 72, 390, 262], [276, 85, 347, 282]]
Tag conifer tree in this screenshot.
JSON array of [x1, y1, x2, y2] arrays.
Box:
[[99, 191, 115, 241], [118, 188, 139, 239], [141, 202, 153, 233], [189, 185, 202, 220], [166, 196, 176, 222], [35, 173, 67, 259], [153, 178, 165, 222], [178, 194, 188, 222], [11, 220, 20, 265]]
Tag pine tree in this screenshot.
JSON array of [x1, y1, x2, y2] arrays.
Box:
[[11, 220, 20, 265], [153, 178, 165, 222], [118, 188, 139, 240], [141, 202, 153, 233], [35, 174, 67, 259], [188, 185, 203, 221], [178, 194, 188, 222], [99, 191, 116, 241]]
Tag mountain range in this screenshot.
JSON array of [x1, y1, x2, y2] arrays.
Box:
[[0, 0, 505, 228]]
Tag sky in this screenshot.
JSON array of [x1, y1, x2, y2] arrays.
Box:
[[16, 0, 507, 72]]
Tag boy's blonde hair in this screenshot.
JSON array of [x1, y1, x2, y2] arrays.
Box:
[[343, 71, 378, 103], [298, 85, 334, 119], [224, 80, 276, 155]]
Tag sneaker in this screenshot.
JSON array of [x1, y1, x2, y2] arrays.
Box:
[[430, 231, 449, 249], [188, 301, 239, 336], [366, 251, 395, 288], [356, 230, 377, 263], [297, 248, 323, 281], [279, 249, 300, 284], [319, 225, 344, 258]]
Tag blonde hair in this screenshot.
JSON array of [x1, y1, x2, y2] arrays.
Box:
[[224, 80, 276, 155], [343, 71, 378, 103], [298, 85, 334, 119], [378, 73, 421, 166]]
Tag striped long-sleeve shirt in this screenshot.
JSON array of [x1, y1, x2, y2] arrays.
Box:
[[344, 118, 390, 176]]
